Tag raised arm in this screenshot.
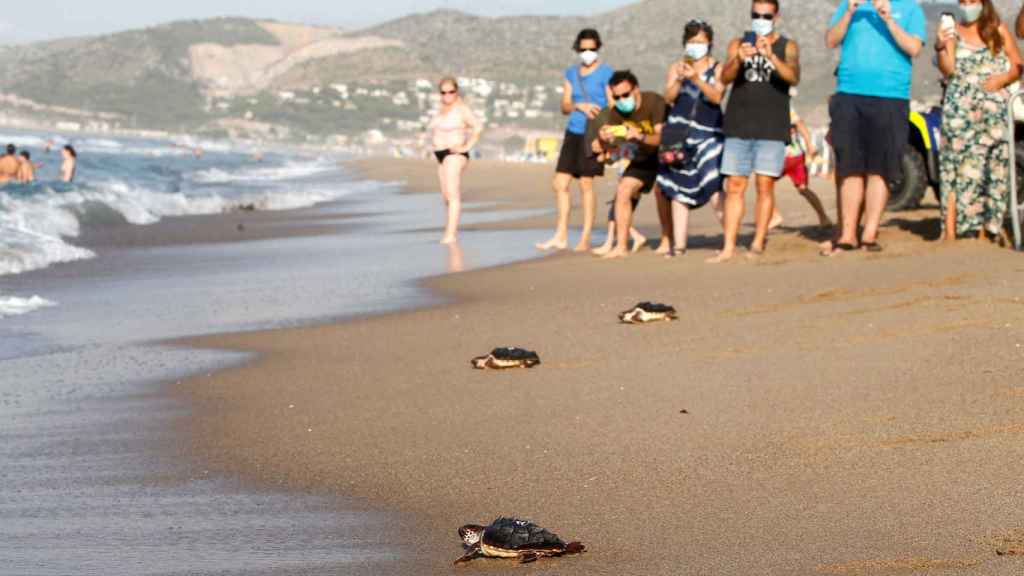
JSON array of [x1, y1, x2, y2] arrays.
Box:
[[826, 0, 861, 49], [876, 0, 922, 58], [560, 79, 575, 115], [721, 39, 745, 85], [695, 63, 726, 105], [764, 37, 801, 86], [665, 60, 684, 104], [934, 22, 957, 78]]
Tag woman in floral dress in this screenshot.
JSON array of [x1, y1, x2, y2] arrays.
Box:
[[936, 0, 1021, 242]]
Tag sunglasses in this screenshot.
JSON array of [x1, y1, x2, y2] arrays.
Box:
[[751, 11, 775, 20], [440, 89, 458, 95]]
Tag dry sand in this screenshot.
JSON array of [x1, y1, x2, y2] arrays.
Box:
[[177, 158, 1024, 575]]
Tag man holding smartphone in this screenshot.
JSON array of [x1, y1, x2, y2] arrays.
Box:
[[710, 0, 800, 263], [823, 0, 926, 255]]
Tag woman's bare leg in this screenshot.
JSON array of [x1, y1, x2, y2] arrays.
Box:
[[710, 192, 724, 226], [943, 190, 957, 243], [574, 176, 597, 252], [655, 186, 673, 254], [669, 201, 690, 256], [592, 222, 616, 255], [441, 156, 467, 244], [537, 172, 573, 250]]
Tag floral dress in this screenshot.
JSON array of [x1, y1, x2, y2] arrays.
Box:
[[939, 42, 1011, 237]]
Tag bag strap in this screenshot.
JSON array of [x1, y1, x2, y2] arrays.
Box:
[[576, 65, 592, 105]]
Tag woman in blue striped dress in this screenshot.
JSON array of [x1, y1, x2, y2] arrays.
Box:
[[656, 19, 726, 257]]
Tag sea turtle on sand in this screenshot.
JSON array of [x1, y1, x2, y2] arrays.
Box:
[[455, 517, 585, 564], [471, 348, 541, 370], [619, 302, 678, 324]]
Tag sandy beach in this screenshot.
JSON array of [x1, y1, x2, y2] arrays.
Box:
[[177, 158, 1024, 575]]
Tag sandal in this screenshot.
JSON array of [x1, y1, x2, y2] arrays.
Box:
[[664, 248, 687, 259], [820, 242, 857, 257], [861, 242, 883, 253]]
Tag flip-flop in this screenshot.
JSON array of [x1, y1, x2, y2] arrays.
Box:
[[862, 242, 883, 253], [820, 242, 857, 257]]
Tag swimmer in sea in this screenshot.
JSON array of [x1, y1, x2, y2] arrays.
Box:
[[61, 145, 77, 183]]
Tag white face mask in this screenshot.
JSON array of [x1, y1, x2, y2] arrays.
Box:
[[751, 18, 774, 37], [685, 43, 710, 61], [579, 50, 599, 66], [960, 4, 983, 23]]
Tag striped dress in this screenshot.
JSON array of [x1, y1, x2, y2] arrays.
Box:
[[657, 65, 724, 208]]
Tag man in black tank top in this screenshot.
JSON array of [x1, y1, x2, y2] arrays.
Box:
[[709, 0, 801, 263]]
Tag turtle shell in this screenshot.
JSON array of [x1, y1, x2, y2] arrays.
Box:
[[481, 517, 567, 552], [471, 348, 541, 370], [619, 302, 678, 324]]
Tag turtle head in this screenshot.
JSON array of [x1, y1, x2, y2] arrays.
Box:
[[458, 524, 486, 546]]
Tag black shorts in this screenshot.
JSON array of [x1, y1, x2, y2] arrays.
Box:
[[623, 159, 659, 194], [555, 131, 605, 178], [435, 149, 469, 164], [829, 93, 909, 183]]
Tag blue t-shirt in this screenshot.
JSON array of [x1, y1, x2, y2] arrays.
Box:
[[565, 63, 614, 135], [830, 0, 927, 100]]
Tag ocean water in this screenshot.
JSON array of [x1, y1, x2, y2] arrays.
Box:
[[0, 129, 550, 574]]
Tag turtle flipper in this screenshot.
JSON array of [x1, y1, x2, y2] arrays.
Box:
[[454, 544, 482, 565], [517, 552, 541, 564], [564, 542, 586, 555]]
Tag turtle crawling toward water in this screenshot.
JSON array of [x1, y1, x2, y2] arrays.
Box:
[[455, 517, 585, 564], [471, 348, 541, 370], [619, 302, 678, 324]]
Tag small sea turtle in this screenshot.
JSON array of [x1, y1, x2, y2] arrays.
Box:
[[619, 302, 678, 324], [455, 517, 585, 564], [471, 348, 541, 370]]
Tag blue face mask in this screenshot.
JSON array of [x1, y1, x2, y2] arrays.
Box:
[[751, 18, 774, 37], [615, 95, 637, 114]]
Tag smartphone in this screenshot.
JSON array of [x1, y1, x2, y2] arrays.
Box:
[[742, 31, 757, 45], [940, 12, 956, 33]]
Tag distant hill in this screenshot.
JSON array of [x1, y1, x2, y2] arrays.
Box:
[[0, 1, 1015, 136]]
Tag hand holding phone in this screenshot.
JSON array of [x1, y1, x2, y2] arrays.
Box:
[[940, 12, 956, 34]]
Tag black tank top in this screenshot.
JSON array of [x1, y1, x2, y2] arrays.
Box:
[[723, 36, 791, 142]]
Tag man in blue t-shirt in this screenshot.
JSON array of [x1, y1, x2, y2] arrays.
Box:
[[824, 0, 925, 255]]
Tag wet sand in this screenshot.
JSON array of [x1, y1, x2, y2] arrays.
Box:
[[178, 159, 1024, 575]]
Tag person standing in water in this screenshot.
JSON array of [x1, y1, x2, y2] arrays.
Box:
[[17, 151, 36, 182], [428, 77, 483, 245], [536, 28, 615, 252], [61, 145, 77, 183]]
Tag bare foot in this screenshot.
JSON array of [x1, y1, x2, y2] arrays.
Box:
[[601, 248, 629, 259], [573, 238, 592, 253], [591, 242, 614, 256], [664, 248, 686, 259], [769, 213, 784, 230], [536, 236, 568, 251], [630, 230, 648, 253], [706, 250, 735, 264], [654, 239, 672, 255]]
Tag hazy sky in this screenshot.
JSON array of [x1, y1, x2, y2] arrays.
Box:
[[0, 1, 637, 44]]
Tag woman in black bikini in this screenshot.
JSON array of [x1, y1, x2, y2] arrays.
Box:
[[428, 77, 483, 244]]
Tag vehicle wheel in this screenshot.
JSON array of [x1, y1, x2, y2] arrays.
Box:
[[887, 144, 928, 210]]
